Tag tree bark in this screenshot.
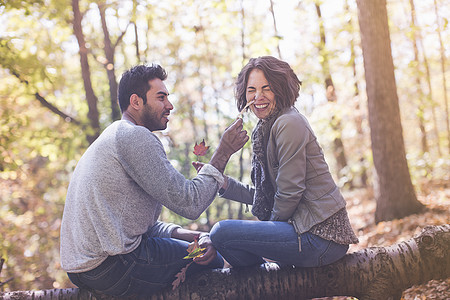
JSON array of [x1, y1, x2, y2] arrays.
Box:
[[408, 0, 429, 155], [355, 0, 424, 223], [344, 0, 368, 187], [433, 0, 450, 154], [415, 16, 441, 157], [314, 1, 351, 187], [97, 2, 121, 121], [268, 0, 282, 59], [132, 0, 140, 61], [237, 0, 247, 221], [72, 0, 100, 144], [2, 225, 448, 300]]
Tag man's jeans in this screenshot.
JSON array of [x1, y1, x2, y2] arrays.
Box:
[[67, 235, 223, 297], [210, 219, 348, 268]]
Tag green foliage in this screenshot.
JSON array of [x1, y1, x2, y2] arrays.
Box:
[[0, 74, 85, 290]]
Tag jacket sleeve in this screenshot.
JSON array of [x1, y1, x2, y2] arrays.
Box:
[[270, 114, 309, 221], [219, 176, 254, 205]]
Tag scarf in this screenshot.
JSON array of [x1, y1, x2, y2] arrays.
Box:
[[251, 110, 281, 221]]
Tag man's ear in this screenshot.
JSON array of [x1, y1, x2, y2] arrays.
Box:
[[129, 94, 143, 110]]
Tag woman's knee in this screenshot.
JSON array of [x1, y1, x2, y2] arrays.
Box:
[[210, 220, 238, 245]]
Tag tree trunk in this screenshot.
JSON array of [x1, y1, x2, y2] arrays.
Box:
[[98, 2, 121, 121], [433, 0, 450, 154], [408, 0, 429, 155], [314, 2, 335, 103], [181, 142, 192, 177], [268, 0, 282, 59], [355, 0, 424, 223], [314, 1, 351, 187], [237, 1, 247, 221], [2, 225, 448, 300], [344, 0, 368, 187], [416, 21, 441, 157], [72, 0, 100, 144], [132, 0, 140, 62]]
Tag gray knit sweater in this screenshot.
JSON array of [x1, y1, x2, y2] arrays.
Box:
[[60, 120, 222, 273]]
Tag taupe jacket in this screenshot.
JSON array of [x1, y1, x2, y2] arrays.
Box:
[[221, 107, 346, 235]]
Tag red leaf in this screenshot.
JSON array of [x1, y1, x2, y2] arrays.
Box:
[[193, 139, 209, 156]]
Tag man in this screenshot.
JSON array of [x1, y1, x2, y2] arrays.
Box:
[[60, 64, 248, 297]]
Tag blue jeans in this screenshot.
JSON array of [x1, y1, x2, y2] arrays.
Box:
[[67, 235, 223, 297], [210, 219, 348, 268]]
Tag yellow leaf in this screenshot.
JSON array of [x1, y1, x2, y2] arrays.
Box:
[[183, 247, 206, 259]]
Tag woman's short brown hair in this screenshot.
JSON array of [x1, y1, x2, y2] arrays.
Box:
[[235, 56, 302, 112]]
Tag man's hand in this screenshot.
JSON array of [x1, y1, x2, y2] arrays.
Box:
[[192, 161, 204, 173], [192, 162, 229, 190], [192, 234, 217, 265], [209, 118, 249, 173], [217, 118, 249, 156], [171, 228, 218, 265]]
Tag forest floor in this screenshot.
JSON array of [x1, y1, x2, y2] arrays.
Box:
[[316, 182, 450, 300]]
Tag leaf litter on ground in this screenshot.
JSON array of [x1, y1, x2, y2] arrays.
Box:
[[312, 185, 449, 300]]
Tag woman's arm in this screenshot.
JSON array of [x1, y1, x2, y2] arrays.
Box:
[[192, 162, 254, 205], [270, 114, 310, 221], [219, 176, 254, 205]]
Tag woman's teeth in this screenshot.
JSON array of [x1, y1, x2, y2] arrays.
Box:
[[255, 104, 269, 109]]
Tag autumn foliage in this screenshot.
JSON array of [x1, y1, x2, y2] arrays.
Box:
[[172, 235, 206, 290], [193, 140, 209, 157]]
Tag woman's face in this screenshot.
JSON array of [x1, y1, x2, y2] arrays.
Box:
[[246, 69, 276, 120]]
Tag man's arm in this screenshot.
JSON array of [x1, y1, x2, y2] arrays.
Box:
[[171, 227, 205, 242]]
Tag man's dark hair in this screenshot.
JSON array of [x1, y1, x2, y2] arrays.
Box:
[[118, 64, 168, 112], [235, 56, 302, 112]]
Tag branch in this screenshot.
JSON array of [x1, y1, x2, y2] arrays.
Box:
[[10, 71, 81, 125], [33, 93, 81, 125], [154, 224, 450, 299], [0, 278, 13, 288], [0, 258, 13, 288], [114, 22, 131, 49], [1, 225, 448, 300]]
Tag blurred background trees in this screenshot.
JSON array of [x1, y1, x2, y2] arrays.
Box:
[[0, 0, 448, 292]]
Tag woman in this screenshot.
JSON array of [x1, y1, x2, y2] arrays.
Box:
[[209, 56, 358, 268]]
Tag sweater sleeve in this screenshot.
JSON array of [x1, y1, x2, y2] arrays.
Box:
[[147, 221, 181, 238], [116, 124, 219, 220]]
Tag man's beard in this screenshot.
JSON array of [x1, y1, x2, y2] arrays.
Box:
[[142, 103, 167, 132]]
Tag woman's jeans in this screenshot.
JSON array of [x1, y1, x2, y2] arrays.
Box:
[[210, 219, 348, 268], [67, 235, 223, 297]]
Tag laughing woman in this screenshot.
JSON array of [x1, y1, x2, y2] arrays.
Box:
[[210, 56, 358, 268]]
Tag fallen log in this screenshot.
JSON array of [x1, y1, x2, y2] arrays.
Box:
[[1, 224, 449, 300]]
